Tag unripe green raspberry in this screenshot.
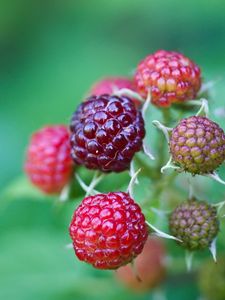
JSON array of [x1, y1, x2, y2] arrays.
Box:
[[169, 116, 225, 174], [169, 198, 219, 251]]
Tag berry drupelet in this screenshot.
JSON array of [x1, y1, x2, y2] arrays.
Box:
[[134, 50, 201, 107], [25, 125, 73, 194], [169, 198, 219, 251], [169, 116, 225, 174], [69, 192, 148, 270], [70, 94, 145, 172]]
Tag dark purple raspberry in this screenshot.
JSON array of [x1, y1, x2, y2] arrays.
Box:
[[169, 198, 219, 251], [69, 192, 148, 270], [70, 95, 145, 172], [169, 116, 225, 174]]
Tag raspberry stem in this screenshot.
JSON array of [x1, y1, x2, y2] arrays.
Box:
[[161, 108, 173, 126]]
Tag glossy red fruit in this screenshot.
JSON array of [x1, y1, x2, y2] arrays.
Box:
[[25, 125, 73, 194], [69, 192, 148, 270], [70, 94, 145, 173], [116, 237, 166, 292], [134, 50, 201, 107]]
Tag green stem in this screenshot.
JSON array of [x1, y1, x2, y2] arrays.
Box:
[[162, 108, 173, 126], [155, 135, 166, 176], [155, 108, 173, 177], [144, 108, 178, 210], [134, 154, 158, 180]]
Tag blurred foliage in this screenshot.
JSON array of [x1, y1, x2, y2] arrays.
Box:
[[198, 256, 225, 300], [1, 0, 225, 299]]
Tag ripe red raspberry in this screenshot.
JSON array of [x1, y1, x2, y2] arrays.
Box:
[[169, 116, 225, 174], [169, 198, 219, 251], [134, 50, 201, 107], [70, 94, 145, 172], [69, 192, 148, 270], [116, 237, 166, 292], [90, 77, 135, 96], [25, 125, 73, 194]]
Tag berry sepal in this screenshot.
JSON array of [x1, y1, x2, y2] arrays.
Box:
[[161, 156, 182, 174], [114, 88, 144, 104], [146, 221, 182, 242], [152, 120, 172, 143], [195, 98, 209, 117], [75, 171, 103, 196], [205, 172, 225, 186], [127, 168, 141, 198], [209, 237, 217, 262], [185, 250, 194, 272], [142, 91, 155, 161]]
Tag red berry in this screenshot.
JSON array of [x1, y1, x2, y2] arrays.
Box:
[[69, 192, 148, 270], [134, 50, 201, 107], [90, 77, 135, 96], [25, 125, 73, 194], [89, 77, 140, 107], [70, 94, 145, 172], [116, 237, 166, 292]]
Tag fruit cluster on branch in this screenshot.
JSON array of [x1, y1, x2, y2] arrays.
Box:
[[24, 50, 225, 291]]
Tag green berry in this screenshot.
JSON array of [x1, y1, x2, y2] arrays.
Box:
[[169, 198, 219, 251], [169, 116, 225, 174]]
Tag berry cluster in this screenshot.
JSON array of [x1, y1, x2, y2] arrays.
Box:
[[24, 50, 225, 286]]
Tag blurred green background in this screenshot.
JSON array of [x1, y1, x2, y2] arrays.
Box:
[[1, 0, 225, 299]]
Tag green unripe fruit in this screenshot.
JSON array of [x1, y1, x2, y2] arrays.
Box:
[[169, 116, 225, 174], [169, 198, 219, 251]]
